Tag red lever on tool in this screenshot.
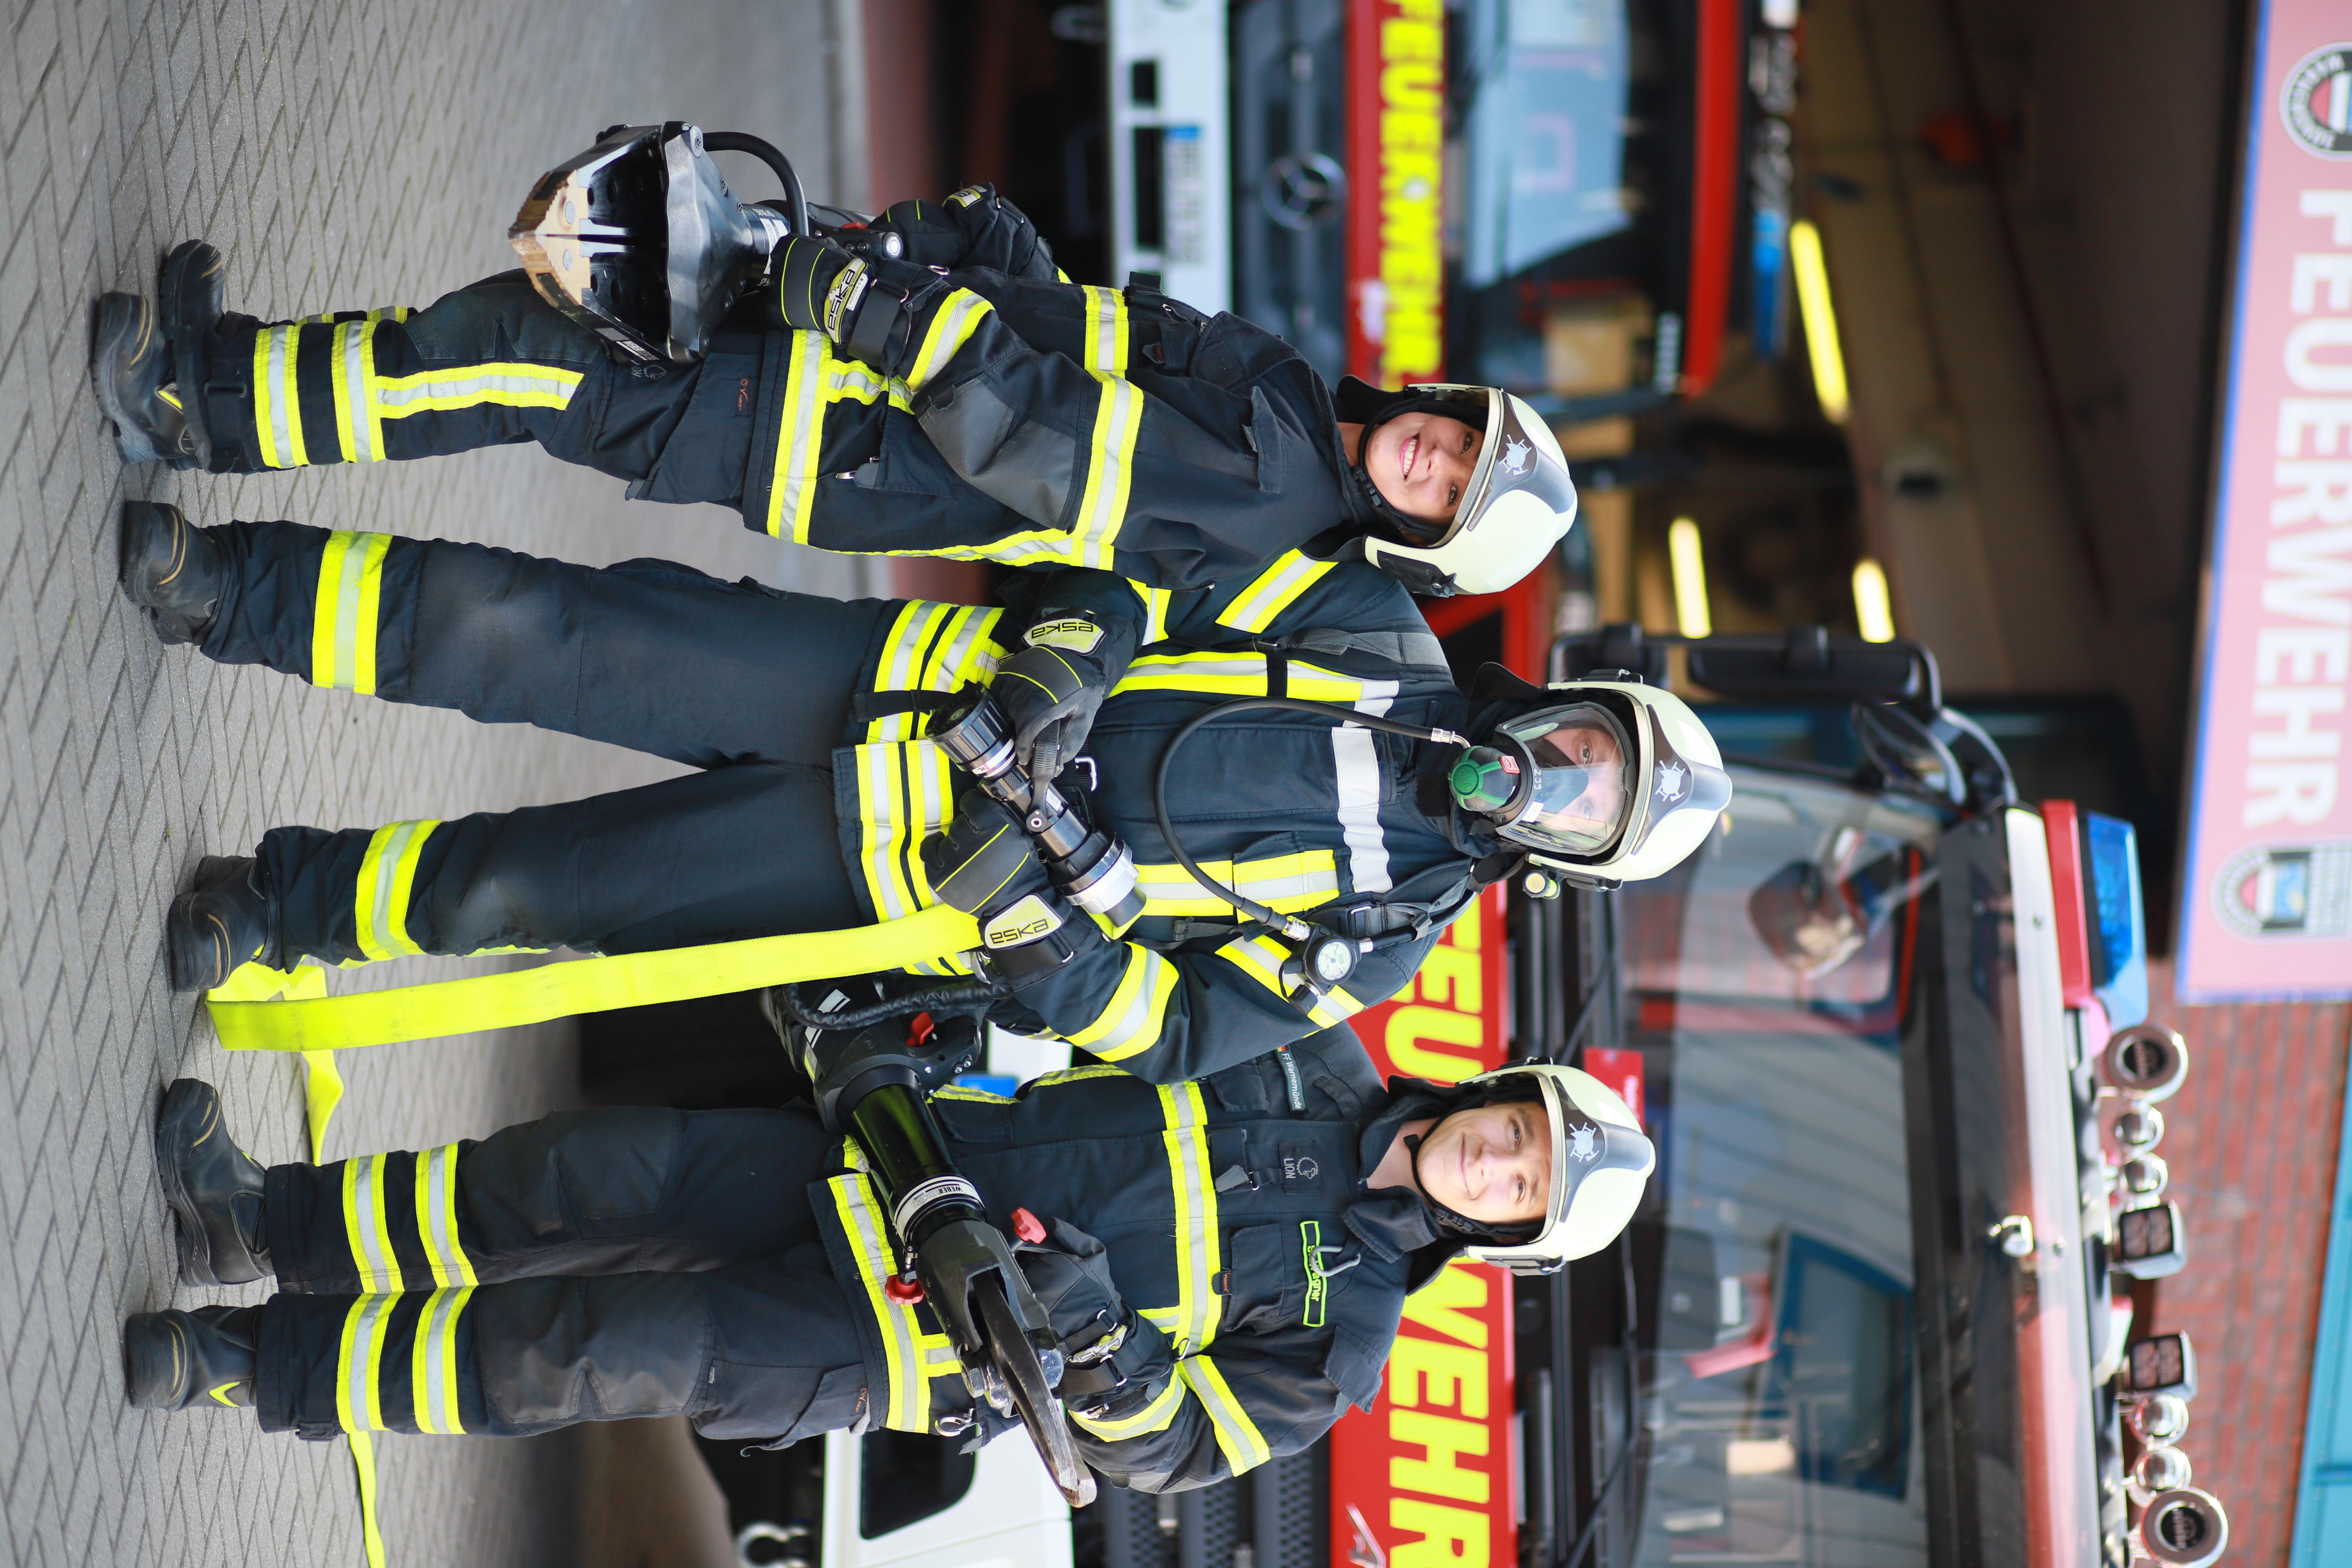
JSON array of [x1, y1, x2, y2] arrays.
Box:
[[884, 1273, 926, 1304], [1012, 1208, 1047, 1244]]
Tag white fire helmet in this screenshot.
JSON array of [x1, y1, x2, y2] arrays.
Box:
[[1356, 384, 1579, 598], [1452, 677, 1733, 889], [1455, 1064, 1656, 1273]]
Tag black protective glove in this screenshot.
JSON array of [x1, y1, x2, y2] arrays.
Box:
[[992, 640, 1113, 789], [1014, 1216, 1175, 1424], [876, 185, 1058, 280], [920, 793, 1083, 986], [771, 235, 856, 333], [770, 237, 947, 376]]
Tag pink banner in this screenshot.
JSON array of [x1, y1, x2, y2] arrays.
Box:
[[2180, 1, 2352, 999]]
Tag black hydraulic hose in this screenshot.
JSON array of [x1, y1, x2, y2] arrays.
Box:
[[770, 978, 1007, 1032], [704, 131, 808, 239], [1152, 697, 1465, 931]]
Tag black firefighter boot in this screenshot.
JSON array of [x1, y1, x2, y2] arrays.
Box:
[[124, 1305, 259, 1411], [89, 240, 225, 468], [164, 856, 274, 992], [156, 1079, 272, 1286], [117, 499, 227, 646]]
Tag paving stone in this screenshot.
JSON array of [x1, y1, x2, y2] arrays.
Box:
[[0, 0, 875, 1560]]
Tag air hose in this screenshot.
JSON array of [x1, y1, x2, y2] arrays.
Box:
[[1152, 696, 1467, 936]]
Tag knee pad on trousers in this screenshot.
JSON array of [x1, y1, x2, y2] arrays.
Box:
[[468, 1108, 686, 1235], [476, 1274, 709, 1429], [406, 271, 603, 369]]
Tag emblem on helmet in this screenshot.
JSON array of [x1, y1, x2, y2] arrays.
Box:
[[1655, 761, 1689, 802], [1568, 1124, 1600, 1163], [1501, 435, 1534, 476]]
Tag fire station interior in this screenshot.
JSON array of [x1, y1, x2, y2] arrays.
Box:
[[576, 2, 2242, 1566]]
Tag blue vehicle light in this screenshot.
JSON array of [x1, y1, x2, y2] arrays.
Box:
[[2083, 812, 2150, 1027], [952, 1073, 1021, 1098]]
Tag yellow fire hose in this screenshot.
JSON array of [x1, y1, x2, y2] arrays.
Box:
[[202, 903, 984, 1567]]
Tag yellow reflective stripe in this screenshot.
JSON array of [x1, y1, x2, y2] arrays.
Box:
[[865, 602, 1003, 745], [413, 1142, 476, 1288], [903, 290, 996, 392], [372, 362, 582, 416], [1112, 652, 1273, 697], [1131, 584, 1176, 646], [1214, 933, 1367, 1026], [1070, 373, 1142, 569], [1217, 551, 1337, 634], [1071, 1377, 1185, 1441], [1156, 1083, 1221, 1355], [1028, 1064, 1130, 1088], [410, 1285, 473, 1435], [932, 1084, 1017, 1102], [329, 318, 384, 462], [830, 1172, 936, 1431], [1133, 850, 1340, 917], [1064, 946, 1177, 1063], [309, 530, 393, 694], [353, 818, 442, 962], [1179, 1355, 1272, 1474], [252, 326, 304, 469], [764, 331, 833, 540], [335, 1294, 399, 1433], [847, 741, 969, 978], [341, 1153, 403, 1293], [1080, 285, 1129, 375]]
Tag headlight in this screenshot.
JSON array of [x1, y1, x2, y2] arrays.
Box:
[[2118, 1329, 2198, 1399], [2113, 1202, 2187, 1280]]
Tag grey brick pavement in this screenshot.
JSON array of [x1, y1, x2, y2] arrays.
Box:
[[0, 1, 873, 1562]]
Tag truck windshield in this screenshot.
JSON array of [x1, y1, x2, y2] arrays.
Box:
[[1608, 766, 1943, 1567], [1452, 0, 1666, 390]]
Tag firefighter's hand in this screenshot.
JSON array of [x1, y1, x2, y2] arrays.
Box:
[[993, 635, 1113, 787], [770, 236, 859, 335], [922, 794, 1046, 916], [1013, 1216, 1174, 1421]]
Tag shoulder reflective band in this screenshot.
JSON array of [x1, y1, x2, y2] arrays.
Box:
[[207, 904, 982, 1054]]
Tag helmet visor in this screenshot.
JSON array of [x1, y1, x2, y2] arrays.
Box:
[[1494, 703, 1638, 855]]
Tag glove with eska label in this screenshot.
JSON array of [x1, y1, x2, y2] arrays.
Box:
[[1013, 1215, 1174, 1424], [769, 238, 947, 376], [920, 793, 1083, 986], [992, 619, 1113, 787]]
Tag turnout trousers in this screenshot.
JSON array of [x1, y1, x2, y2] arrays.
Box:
[[254, 1104, 876, 1441], [195, 519, 883, 966], [193, 271, 1020, 547]]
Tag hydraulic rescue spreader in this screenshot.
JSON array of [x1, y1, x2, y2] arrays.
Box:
[[781, 997, 1099, 1507]]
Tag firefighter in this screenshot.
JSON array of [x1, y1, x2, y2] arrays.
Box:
[[90, 186, 1577, 597], [120, 497, 1729, 1081], [123, 1038, 1654, 1491]]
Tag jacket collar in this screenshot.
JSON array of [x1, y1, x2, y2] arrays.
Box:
[[1343, 1087, 1455, 1263]]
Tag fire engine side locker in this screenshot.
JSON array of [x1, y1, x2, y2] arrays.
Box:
[[1105, 0, 1234, 313]]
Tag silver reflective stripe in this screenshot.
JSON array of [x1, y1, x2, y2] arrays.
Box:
[[266, 327, 296, 466], [774, 332, 829, 536], [342, 321, 375, 461], [332, 540, 374, 693], [420, 1143, 473, 1286], [415, 1286, 472, 1434], [340, 1294, 398, 1431], [349, 1153, 400, 1292], [372, 370, 575, 407], [934, 607, 992, 685], [1161, 1085, 1217, 1354], [839, 1178, 925, 1430], [365, 821, 430, 958], [1332, 724, 1391, 895]]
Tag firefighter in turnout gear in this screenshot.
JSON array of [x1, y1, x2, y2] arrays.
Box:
[[125, 1041, 1656, 1490], [120, 492, 1729, 1076], [90, 185, 1578, 596]]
